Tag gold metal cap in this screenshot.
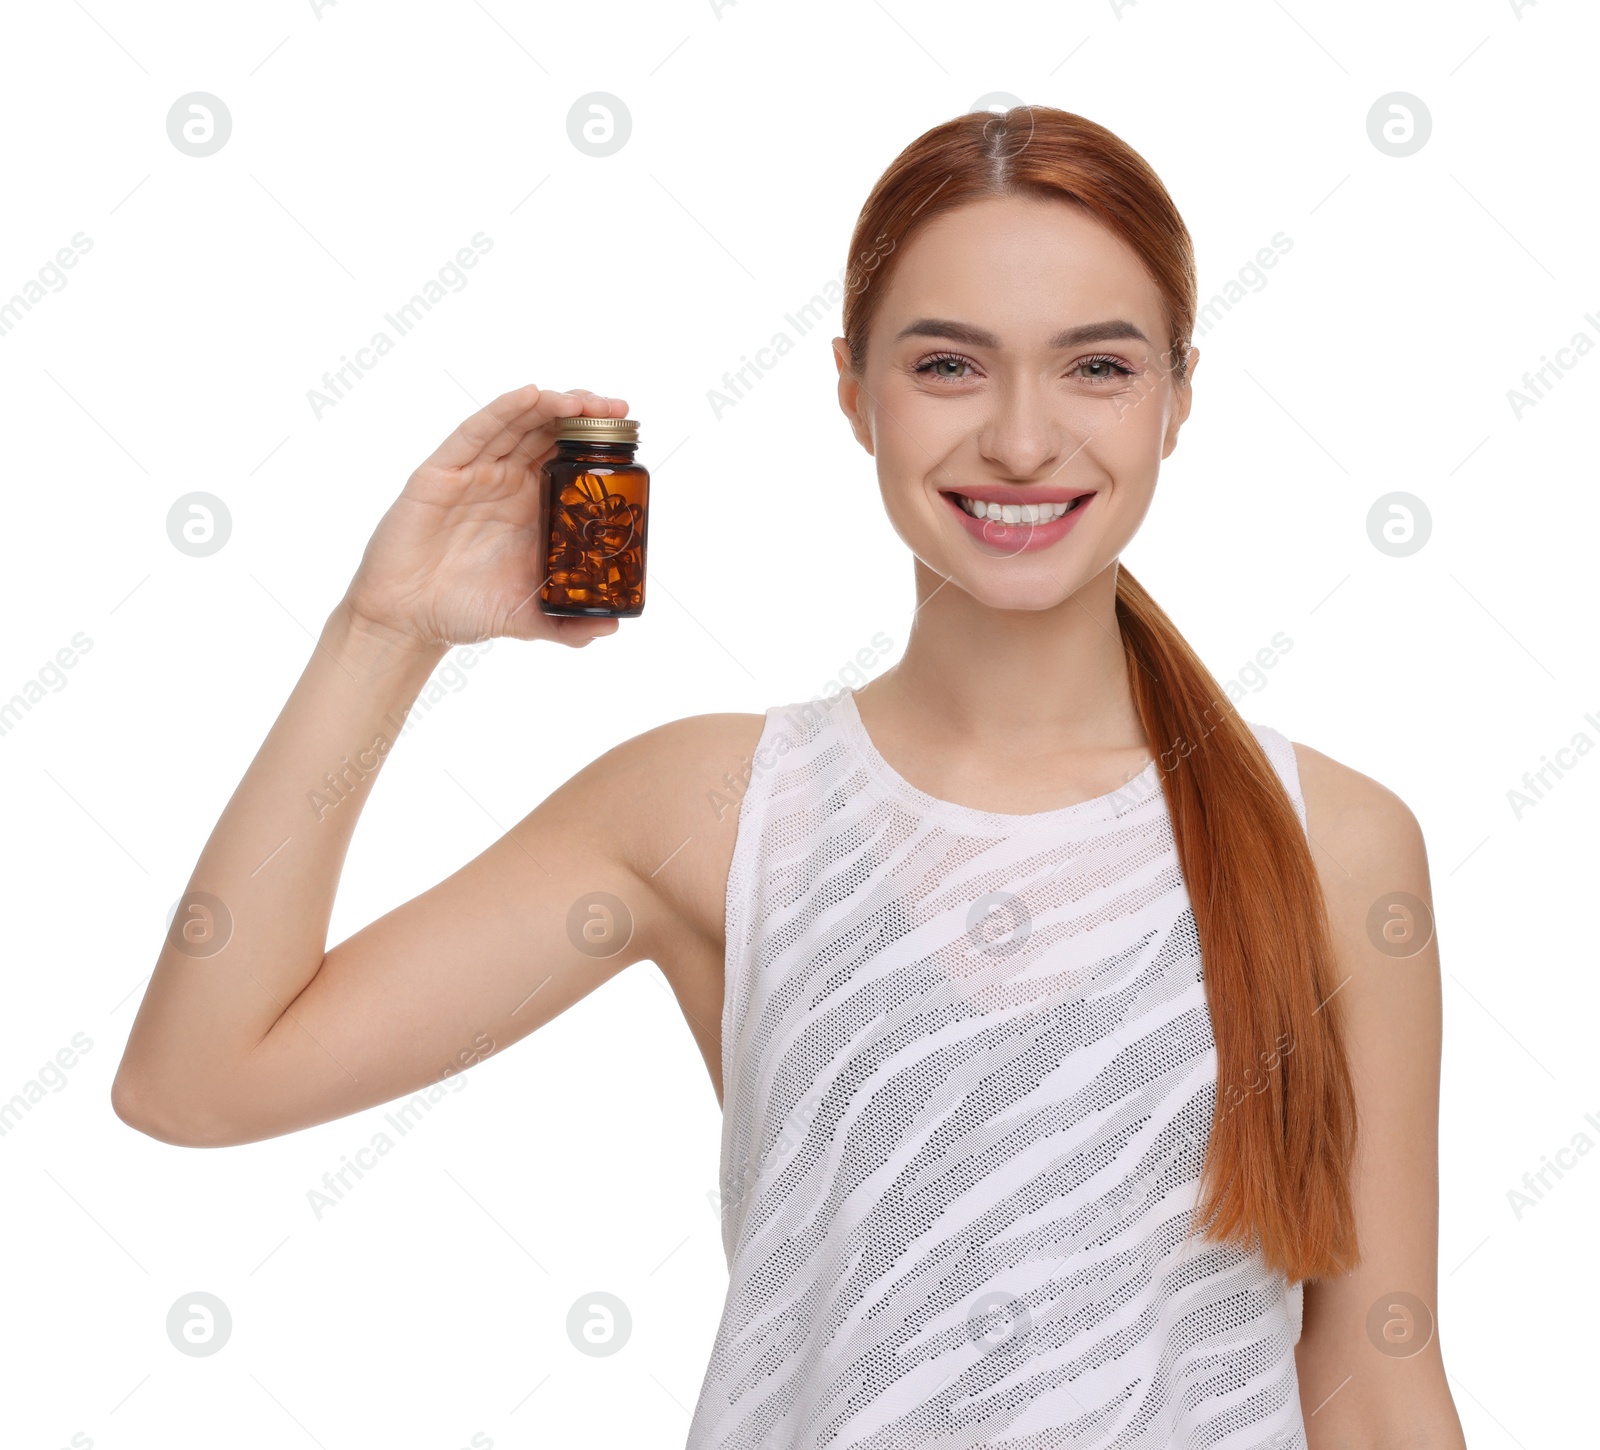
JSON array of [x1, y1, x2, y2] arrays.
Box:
[[554, 415, 639, 443]]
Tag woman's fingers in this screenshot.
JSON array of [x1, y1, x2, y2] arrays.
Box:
[[549, 615, 621, 648], [420, 383, 544, 471], [489, 389, 630, 463], [420, 386, 629, 475], [503, 391, 631, 468]]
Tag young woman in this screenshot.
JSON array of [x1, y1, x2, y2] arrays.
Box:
[[113, 107, 1467, 1448]]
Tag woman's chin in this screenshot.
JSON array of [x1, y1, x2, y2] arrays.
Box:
[[938, 561, 1098, 614]]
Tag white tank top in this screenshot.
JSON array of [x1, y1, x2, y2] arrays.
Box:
[[687, 688, 1308, 1449]]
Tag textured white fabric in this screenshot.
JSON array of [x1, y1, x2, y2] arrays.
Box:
[[687, 689, 1311, 1449]]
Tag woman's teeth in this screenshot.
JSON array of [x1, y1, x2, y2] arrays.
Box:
[[954, 495, 1083, 524]]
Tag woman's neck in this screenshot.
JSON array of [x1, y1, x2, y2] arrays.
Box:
[[846, 558, 1155, 816], [860, 556, 1147, 753]]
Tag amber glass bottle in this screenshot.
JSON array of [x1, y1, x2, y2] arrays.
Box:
[[539, 416, 649, 617]]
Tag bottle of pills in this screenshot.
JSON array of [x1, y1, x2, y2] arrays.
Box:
[[539, 416, 649, 617]]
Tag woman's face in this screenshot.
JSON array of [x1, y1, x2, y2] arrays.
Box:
[[834, 193, 1196, 612]]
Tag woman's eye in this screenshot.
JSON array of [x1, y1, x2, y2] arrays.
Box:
[[1075, 355, 1133, 382], [912, 352, 1133, 384], [913, 353, 975, 380]]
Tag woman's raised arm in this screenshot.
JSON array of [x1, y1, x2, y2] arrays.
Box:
[[110, 384, 736, 1147]]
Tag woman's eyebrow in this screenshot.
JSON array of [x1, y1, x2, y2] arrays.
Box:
[[1049, 319, 1150, 348], [895, 318, 1150, 348]]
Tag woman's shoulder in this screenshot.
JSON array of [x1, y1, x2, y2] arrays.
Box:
[[1286, 737, 1424, 850], [580, 709, 771, 817], [1274, 735, 1433, 958], [1236, 722, 1429, 918], [617, 708, 771, 757], [528, 709, 772, 975]]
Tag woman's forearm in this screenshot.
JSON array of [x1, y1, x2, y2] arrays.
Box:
[[112, 599, 447, 1130]]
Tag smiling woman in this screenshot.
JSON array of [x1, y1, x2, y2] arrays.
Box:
[[112, 104, 1465, 1450]]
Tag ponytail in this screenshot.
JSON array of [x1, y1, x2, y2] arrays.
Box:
[[1118, 566, 1359, 1278]]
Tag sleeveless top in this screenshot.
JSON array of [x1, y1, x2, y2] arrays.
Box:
[[686, 689, 1310, 1450]]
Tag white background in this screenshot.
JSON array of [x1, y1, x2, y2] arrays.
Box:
[[1, 1, 1593, 1446]]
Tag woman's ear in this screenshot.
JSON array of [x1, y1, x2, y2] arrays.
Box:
[[832, 336, 875, 456], [1161, 345, 1198, 460]]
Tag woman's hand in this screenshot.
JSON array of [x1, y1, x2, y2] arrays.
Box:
[[341, 383, 630, 652]]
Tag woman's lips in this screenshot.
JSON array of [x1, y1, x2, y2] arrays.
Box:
[[940, 491, 1094, 554]]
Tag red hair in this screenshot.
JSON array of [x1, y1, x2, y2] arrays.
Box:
[[841, 106, 1358, 1281]]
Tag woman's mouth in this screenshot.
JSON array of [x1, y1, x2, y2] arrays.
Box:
[[939, 489, 1095, 553]]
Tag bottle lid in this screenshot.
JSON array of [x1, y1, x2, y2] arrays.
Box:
[[554, 415, 639, 444]]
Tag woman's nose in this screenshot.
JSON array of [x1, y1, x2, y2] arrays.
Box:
[[975, 385, 1076, 478]]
